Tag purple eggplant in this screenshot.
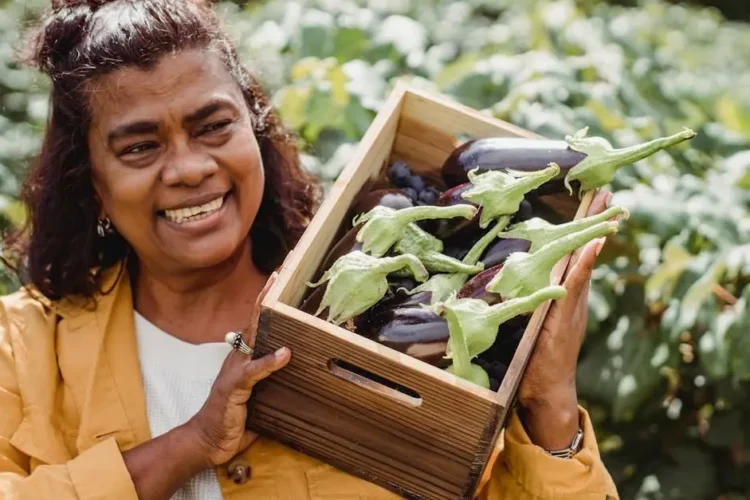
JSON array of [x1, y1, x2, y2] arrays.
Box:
[[428, 183, 481, 239], [457, 264, 505, 304], [480, 238, 532, 269], [441, 128, 697, 195], [350, 188, 413, 220], [357, 307, 450, 366], [441, 137, 585, 189]]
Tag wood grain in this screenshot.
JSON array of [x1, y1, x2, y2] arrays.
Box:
[[250, 306, 502, 499], [266, 83, 408, 309], [251, 85, 589, 499]]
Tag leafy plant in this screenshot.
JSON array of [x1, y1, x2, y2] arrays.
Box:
[[1, 0, 749, 496]]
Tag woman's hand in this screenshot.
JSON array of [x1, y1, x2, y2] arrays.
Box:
[[123, 273, 291, 500], [517, 191, 612, 451], [185, 272, 291, 467]]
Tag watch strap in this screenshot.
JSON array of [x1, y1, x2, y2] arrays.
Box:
[[546, 428, 584, 459]]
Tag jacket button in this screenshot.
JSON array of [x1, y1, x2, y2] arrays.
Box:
[[227, 459, 252, 484]]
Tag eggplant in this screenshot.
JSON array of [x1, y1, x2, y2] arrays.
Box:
[[357, 307, 450, 366], [316, 189, 415, 282], [512, 200, 534, 224], [442, 137, 585, 189], [354, 204, 477, 258], [428, 183, 481, 239], [306, 251, 429, 326], [436, 286, 569, 388], [488, 220, 620, 300], [480, 237, 532, 269], [349, 188, 413, 221], [319, 224, 363, 273], [441, 128, 697, 195], [457, 264, 504, 304]]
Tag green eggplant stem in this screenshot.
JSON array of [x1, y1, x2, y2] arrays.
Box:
[[564, 127, 697, 194], [309, 252, 429, 325], [500, 206, 629, 252], [400, 204, 478, 223], [384, 253, 430, 283], [463, 164, 560, 228], [355, 204, 476, 258], [406, 217, 511, 303], [487, 286, 568, 325], [462, 216, 512, 265], [417, 251, 484, 274], [488, 220, 620, 299]]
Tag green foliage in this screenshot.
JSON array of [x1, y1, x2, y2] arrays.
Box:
[[1, 0, 749, 496]]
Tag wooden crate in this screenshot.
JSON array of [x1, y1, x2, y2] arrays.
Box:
[[248, 83, 594, 499]]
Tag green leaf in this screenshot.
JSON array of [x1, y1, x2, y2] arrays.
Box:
[[645, 236, 694, 303], [333, 27, 370, 62]]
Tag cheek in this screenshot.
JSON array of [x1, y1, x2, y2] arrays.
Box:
[[227, 133, 265, 214], [94, 167, 158, 235]]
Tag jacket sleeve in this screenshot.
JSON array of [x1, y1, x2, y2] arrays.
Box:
[[0, 305, 139, 500], [478, 407, 619, 500]]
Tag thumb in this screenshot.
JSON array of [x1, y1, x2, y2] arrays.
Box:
[[563, 237, 604, 294]]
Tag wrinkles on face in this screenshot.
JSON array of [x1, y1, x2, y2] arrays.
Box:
[[86, 49, 265, 276]]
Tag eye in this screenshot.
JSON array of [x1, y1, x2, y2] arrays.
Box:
[[199, 120, 233, 135], [120, 142, 158, 157]]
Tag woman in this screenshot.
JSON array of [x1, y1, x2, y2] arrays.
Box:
[[0, 0, 618, 498]]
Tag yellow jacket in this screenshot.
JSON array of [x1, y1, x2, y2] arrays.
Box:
[[0, 268, 618, 499]]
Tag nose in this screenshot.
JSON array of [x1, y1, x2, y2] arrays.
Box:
[[161, 141, 218, 187]]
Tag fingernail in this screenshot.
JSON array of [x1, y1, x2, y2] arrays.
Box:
[[605, 192, 613, 206], [275, 347, 288, 358], [595, 237, 606, 256]]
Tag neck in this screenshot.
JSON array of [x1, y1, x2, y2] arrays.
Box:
[[133, 239, 270, 344]]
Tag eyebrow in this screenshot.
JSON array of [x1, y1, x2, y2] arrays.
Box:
[[106, 98, 237, 144]]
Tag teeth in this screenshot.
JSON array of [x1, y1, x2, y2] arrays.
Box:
[[164, 196, 224, 224]]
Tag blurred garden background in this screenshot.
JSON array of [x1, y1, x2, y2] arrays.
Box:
[[1, 0, 749, 498]]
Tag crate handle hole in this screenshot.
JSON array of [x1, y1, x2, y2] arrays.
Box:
[[327, 358, 422, 408]]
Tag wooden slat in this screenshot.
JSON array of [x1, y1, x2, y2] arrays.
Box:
[[400, 89, 539, 140], [251, 84, 592, 499], [267, 83, 408, 309], [250, 306, 502, 499]]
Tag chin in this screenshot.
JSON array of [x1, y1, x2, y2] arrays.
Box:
[[168, 232, 250, 271]]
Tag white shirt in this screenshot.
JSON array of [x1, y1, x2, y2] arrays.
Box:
[[135, 311, 232, 500]]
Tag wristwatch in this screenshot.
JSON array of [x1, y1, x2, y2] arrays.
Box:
[[545, 428, 584, 459]]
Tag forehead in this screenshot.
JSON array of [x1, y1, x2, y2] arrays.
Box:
[[87, 49, 243, 126]]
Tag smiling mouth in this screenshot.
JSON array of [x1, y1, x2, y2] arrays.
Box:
[[161, 194, 227, 224]]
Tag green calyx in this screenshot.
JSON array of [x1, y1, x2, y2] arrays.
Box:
[[395, 224, 483, 275], [462, 164, 560, 228], [563, 127, 697, 195], [354, 205, 477, 257], [433, 286, 568, 388], [487, 220, 620, 300], [307, 251, 428, 325], [499, 205, 629, 253], [406, 217, 511, 305]]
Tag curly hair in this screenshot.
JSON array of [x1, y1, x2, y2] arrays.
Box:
[[4, 0, 321, 300]]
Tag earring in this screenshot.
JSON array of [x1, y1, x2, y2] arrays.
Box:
[[96, 217, 113, 237]]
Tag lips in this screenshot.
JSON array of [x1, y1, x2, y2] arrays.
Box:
[[162, 194, 225, 224]]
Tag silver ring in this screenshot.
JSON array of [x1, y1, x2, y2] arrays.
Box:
[[224, 332, 253, 356]]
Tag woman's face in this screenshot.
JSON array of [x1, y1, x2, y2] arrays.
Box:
[[87, 49, 264, 274]]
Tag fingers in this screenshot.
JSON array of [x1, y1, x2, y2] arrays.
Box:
[[586, 190, 612, 217], [563, 238, 603, 296], [565, 190, 612, 274], [240, 347, 291, 389]]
